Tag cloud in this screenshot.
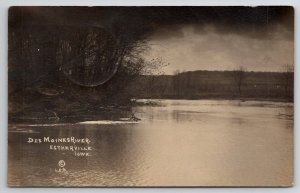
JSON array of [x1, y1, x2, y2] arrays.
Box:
[[10, 6, 294, 41], [144, 25, 294, 74], [9, 6, 294, 74]]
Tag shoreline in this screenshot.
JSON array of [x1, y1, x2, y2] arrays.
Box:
[[9, 98, 294, 125], [133, 97, 294, 105]]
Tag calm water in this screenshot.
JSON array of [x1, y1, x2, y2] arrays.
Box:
[[8, 100, 293, 187]]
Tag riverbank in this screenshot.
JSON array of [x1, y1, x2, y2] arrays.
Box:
[[9, 97, 293, 125]]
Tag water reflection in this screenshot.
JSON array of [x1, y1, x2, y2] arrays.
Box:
[[8, 100, 293, 186]]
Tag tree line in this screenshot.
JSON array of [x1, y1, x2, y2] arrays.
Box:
[[129, 68, 294, 101]]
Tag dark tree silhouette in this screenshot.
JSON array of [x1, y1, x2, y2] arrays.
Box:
[[282, 64, 294, 99], [8, 7, 163, 119], [232, 66, 247, 97]]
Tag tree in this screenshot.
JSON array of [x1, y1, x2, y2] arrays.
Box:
[[172, 70, 181, 97], [232, 66, 247, 97], [8, 7, 162, 118], [282, 64, 294, 99]]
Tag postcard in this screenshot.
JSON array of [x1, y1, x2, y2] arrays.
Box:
[[8, 6, 294, 187]]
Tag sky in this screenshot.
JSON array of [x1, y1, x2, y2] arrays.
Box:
[[142, 7, 294, 74], [144, 24, 294, 74], [10, 6, 294, 74]]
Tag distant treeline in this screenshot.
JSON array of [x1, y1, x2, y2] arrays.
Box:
[[129, 70, 294, 101]]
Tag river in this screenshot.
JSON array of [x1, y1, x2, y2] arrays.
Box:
[[8, 99, 293, 187]]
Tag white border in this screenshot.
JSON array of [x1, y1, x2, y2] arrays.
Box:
[[0, 0, 298, 193]]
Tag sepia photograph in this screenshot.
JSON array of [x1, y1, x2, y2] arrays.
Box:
[[8, 6, 294, 187]]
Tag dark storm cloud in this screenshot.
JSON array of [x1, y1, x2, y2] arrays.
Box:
[[9, 6, 294, 73], [141, 6, 293, 40], [9, 6, 293, 40], [136, 7, 293, 73], [149, 6, 293, 41]]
